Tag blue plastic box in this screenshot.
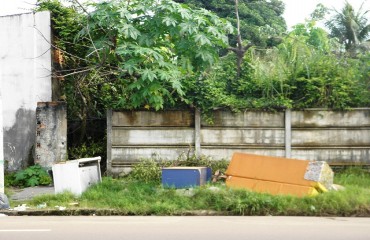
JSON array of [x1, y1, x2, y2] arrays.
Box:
[[162, 167, 212, 188]]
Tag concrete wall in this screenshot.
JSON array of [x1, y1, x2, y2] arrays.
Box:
[[0, 70, 4, 192], [107, 110, 195, 174], [201, 111, 286, 159], [0, 12, 52, 171], [35, 102, 67, 169], [107, 109, 370, 174], [290, 110, 370, 164]]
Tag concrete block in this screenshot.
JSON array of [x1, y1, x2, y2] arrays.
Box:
[[35, 102, 67, 169], [304, 161, 334, 190]]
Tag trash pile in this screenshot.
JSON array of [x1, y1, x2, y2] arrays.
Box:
[[225, 152, 336, 197]]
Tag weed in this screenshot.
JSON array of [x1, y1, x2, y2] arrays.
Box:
[[16, 166, 370, 216], [8, 165, 52, 187], [334, 167, 370, 187], [68, 141, 105, 160], [128, 155, 229, 183], [174, 154, 229, 175], [30, 192, 77, 207], [129, 159, 162, 183]]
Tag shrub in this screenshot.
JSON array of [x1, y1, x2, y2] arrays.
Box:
[[129, 159, 162, 183], [128, 155, 230, 183], [10, 164, 52, 187]]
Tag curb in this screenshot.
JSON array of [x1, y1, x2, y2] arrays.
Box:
[[0, 209, 369, 217], [0, 209, 225, 216], [0, 209, 125, 216]]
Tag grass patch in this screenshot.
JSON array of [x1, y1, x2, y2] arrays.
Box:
[[18, 167, 370, 216]]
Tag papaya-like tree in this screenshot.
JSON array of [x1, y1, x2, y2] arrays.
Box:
[[76, 0, 234, 110]]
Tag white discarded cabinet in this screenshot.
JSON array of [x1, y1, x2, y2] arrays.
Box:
[[52, 157, 102, 195]]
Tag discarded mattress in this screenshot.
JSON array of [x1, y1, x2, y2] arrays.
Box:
[[225, 152, 333, 197]]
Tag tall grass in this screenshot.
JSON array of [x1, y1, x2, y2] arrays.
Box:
[[25, 167, 370, 216]]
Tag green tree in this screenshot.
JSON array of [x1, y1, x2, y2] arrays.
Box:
[[250, 21, 369, 109], [174, 0, 287, 48], [76, 0, 234, 110], [326, 1, 370, 51], [310, 3, 330, 21]]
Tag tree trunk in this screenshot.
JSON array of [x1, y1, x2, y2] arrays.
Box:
[[227, 0, 253, 78]]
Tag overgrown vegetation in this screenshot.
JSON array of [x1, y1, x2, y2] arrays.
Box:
[[6, 165, 52, 188], [30, 1, 370, 179], [174, 0, 287, 48], [129, 155, 229, 183], [35, 0, 369, 121], [22, 167, 370, 216], [190, 20, 370, 111], [68, 140, 106, 160]]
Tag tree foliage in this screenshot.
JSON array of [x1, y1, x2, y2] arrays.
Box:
[[326, 1, 370, 51], [193, 21, 370, 111], [36, 0, 369, 121], [75, 0, 234, 110], [174, 0, 287, 48]]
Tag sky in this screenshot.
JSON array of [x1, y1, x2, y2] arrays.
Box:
[[283, 0, 370, 29], [0, 0, 369, 29]]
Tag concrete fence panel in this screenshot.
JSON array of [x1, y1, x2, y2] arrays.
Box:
[[107, 109, 370, 174], [108, 110, 195, 174]]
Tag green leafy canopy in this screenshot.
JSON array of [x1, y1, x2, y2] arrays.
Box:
[[77, 0, 234, 110]]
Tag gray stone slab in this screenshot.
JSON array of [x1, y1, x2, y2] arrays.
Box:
[[11, 186, 54, 201]]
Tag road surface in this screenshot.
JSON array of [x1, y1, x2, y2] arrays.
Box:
[[0, 216, 369, 240]]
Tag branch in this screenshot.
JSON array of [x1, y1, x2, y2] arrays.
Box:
[[86, 23, 102, 61], [227, 47, 238, 52], [243, 43, 253, 51], [59, 68, 94, 78], [234, 0, 241, 36], [72, 0, 89, 15], [33, 26, 92, 64]]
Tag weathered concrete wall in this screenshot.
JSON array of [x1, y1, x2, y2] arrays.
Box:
[[0, 12, 52, 171], [35, 102, 67, 169], [108, 109, 370, 174], [107, 110, 195, 174], [290, 109, 370, 164], [201, 111, 286, 159]]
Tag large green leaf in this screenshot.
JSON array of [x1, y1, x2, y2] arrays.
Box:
[[142, 68, 157, 82], [121, 23, 141, 40]]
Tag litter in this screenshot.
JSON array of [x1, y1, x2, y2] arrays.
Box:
[[225, 152, 334, 197], [13, 204, 29, 211]]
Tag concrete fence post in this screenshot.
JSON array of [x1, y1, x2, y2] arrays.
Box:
[[106, 109, 113, 174], [285, 108, 292, 158], [195, 109, 201, 157]]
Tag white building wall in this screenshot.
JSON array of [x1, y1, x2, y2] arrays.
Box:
[[0, 11, 52, 171], [0, 68, 4, 192]]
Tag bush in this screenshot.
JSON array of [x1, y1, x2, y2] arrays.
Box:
[[68, 141, 105, 160], [128, 155, 230, 183], [173, 154, 229, 175], [129, 159, 163, 183], [9, 164, 52, 187]]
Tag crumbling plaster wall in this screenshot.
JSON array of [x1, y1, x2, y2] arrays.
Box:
[[0, 12, 52, 171]]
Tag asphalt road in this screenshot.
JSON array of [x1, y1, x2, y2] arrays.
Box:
[[0, 216, 369, 240]]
